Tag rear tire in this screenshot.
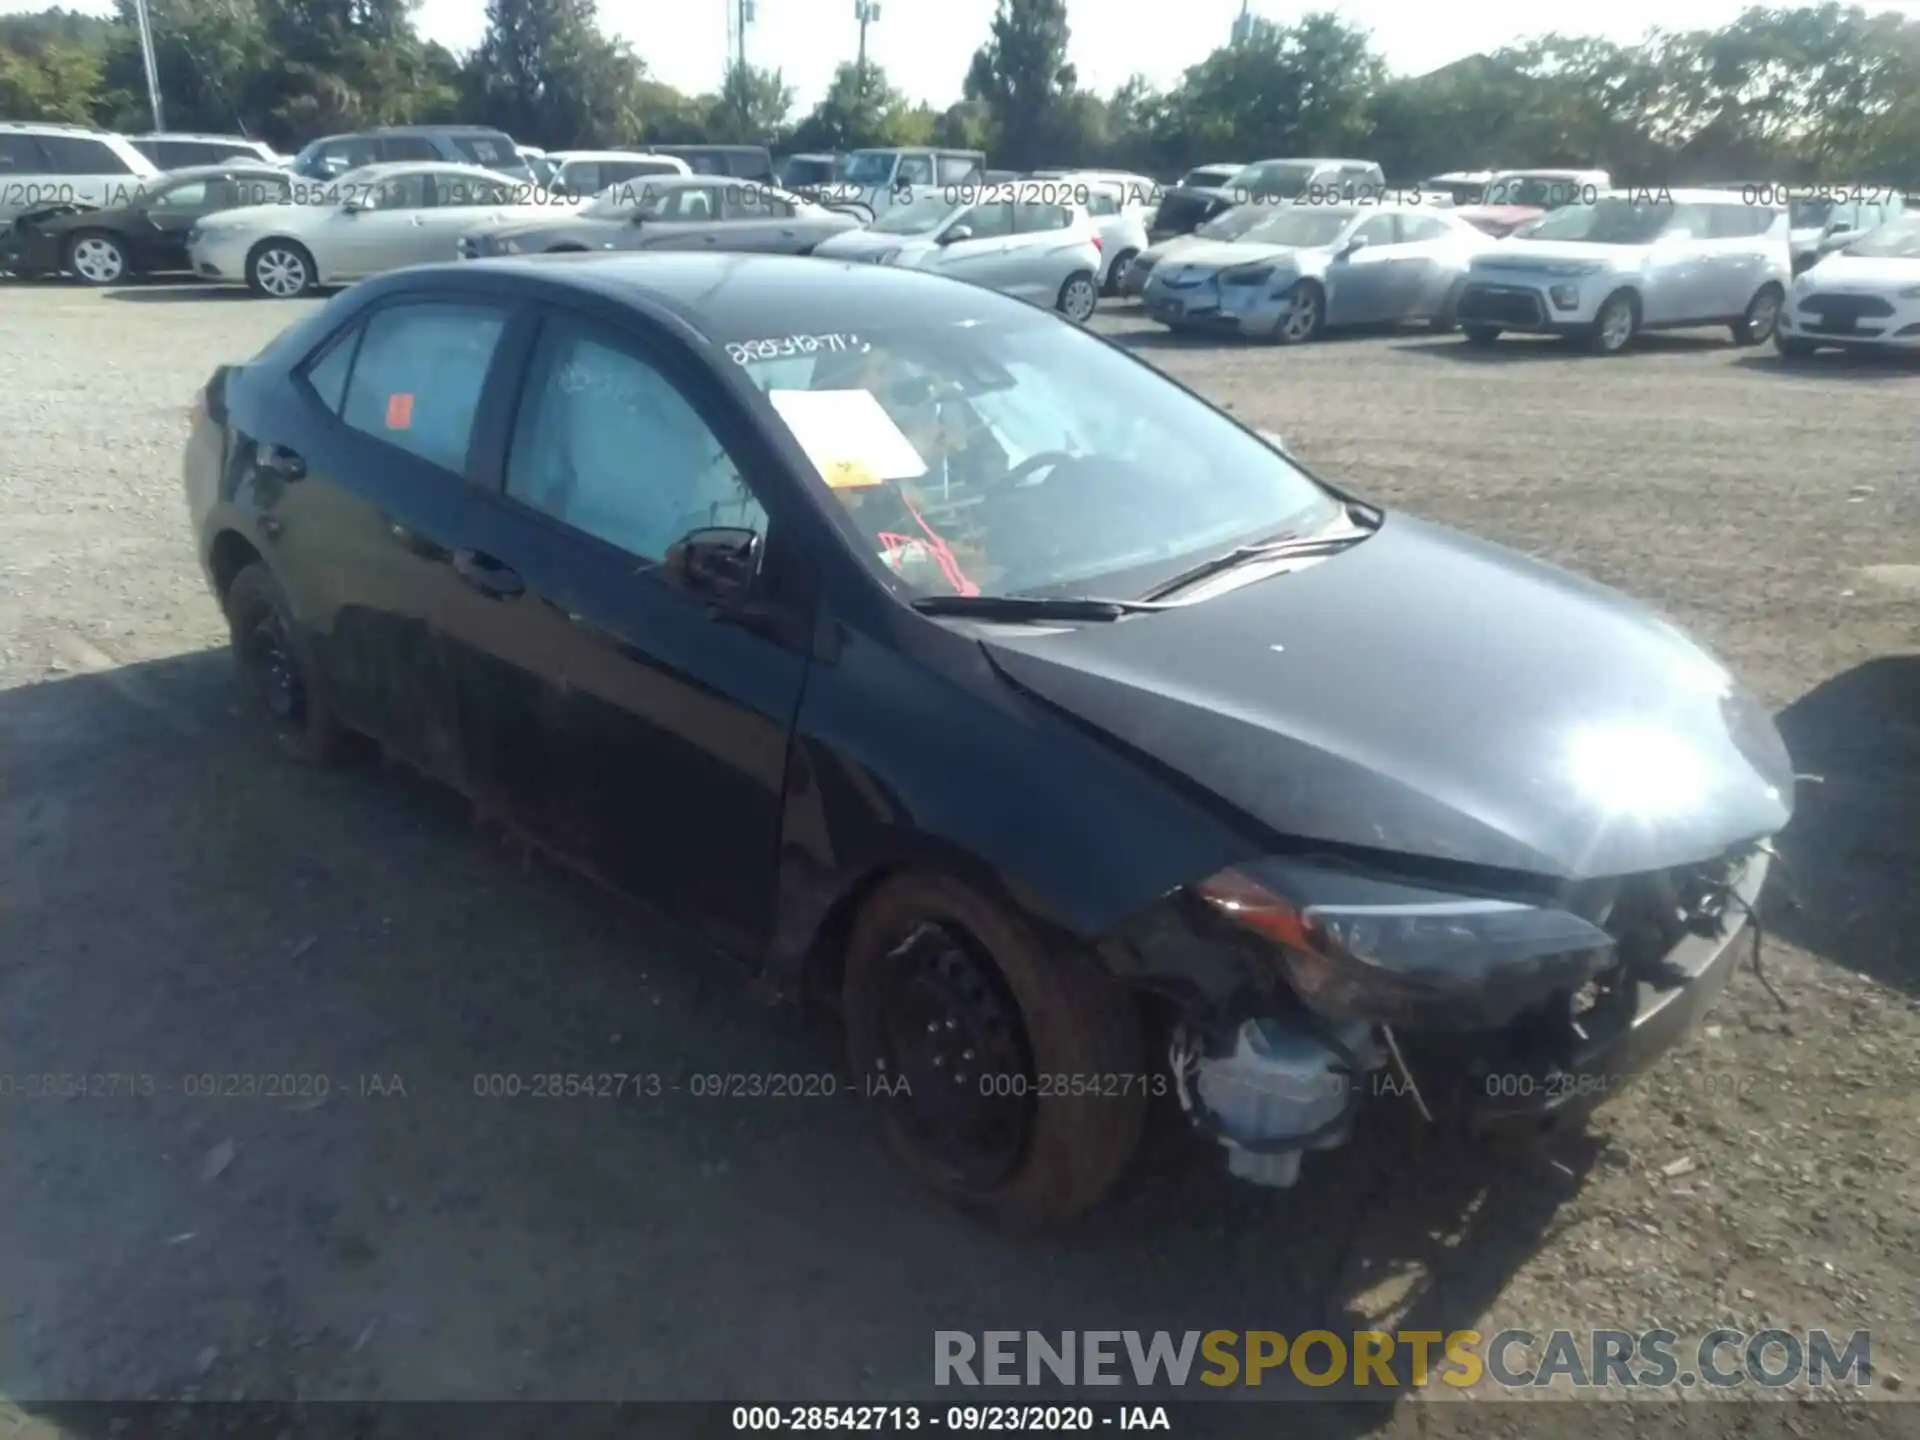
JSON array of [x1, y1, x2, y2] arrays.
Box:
[[1056, 270, 1098, 323], [1732, 284, 1783, 345], [843, 873, 1147, 1229], [1270, 280, 1325, 344], [224, 563, 354, 765], [1103, 248, 1137, 295]]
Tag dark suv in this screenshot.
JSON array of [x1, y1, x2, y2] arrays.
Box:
[[288, 127, 531, 182]]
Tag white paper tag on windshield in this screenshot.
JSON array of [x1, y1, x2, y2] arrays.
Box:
[[768, 388, 928, 491]]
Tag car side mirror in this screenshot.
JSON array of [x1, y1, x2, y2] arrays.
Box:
[[1337, 235, 1370, 260], [1826, 220, 1854, 236], [664, 526, 762, 603], [939, 224, 973, 245], [341, 199, 364, 215]]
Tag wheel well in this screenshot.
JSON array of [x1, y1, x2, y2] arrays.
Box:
[[1753, 280, 1785, 300], [1601, 285, 1641, 315], [248, 236, 311, 265], [209, 530, 263, 602]]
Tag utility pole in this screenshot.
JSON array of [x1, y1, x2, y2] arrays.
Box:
[[854, 0, 880, 100], [132, 0, 165, 131]]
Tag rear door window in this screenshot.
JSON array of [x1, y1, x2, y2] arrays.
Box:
[[725, 149, 773, 179], [337, 302, 511, 474], [0, 135, 50, 172], [38, 135, 135, 175], [936, 154, 980, 184], [382, 135, 441, 162], [452, 134, 515, 168]]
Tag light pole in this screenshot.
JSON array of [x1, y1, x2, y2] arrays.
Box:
[[132, 0, 165, 131], [854, 0, 880, 101]]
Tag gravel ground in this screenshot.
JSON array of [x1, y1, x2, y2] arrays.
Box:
[[1, 279, 1917, 1432]]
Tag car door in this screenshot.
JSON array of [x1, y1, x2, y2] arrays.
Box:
[[251, 295, 514, 778], [630, 183, 725, 249], [126, 173, 251, 271], [922, 199, 1017, 288], [1704, 203, 1775, 318], [1389, 212, 1468, 319], [1322, 213, 1402, 325], [693, 182, 795, 252], [330, 172, 435, 276], [1003, 200, 1084, 301], [421, 173, 516, 259], [1640, 203, 1716, 324], [436, 303, 812, 953]]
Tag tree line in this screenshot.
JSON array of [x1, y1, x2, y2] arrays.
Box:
[[2, 0, 1916, 183]]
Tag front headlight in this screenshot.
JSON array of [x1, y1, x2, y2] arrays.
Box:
[[1221, 265, 1274, 287], [1194, 862, 1616, 1031]]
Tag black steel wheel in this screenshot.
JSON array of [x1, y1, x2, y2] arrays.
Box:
[[223, 562, 355, 764], [844, 873, 1147, 1228]]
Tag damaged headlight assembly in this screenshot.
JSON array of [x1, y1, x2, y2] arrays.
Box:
[[1163, 860, 1617, 1190]]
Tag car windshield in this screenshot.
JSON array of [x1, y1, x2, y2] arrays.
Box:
[[1843, 215, 1920, 257], [1523, 198, 1673, 244], [869, 193, 959, 234], [1228, 162, 1317, 198], [1194, 205, 1273, 240], [728, 316, 1341, 600], [1182, 168, 1238, 189], [1483, 175, 1584, 208], [844, 151, 898, 184], [1242, 208, 1352, 247]]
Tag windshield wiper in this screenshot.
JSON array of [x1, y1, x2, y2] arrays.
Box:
[[910, 594, 1174, 622], [1139, 524, 1373, 602]]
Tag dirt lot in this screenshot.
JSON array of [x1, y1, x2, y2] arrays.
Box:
[[1, 279, 1917, 1430]]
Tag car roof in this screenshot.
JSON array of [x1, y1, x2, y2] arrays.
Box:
[[424, 252, 1038, 342], [550, 150, 671, 163], [1243, 157, 1375, 168], [153, 162, 289, 181], [344, 161, 515, 181], [372, 124, 513, 135], [138, 132, 268, 144], [1491, 167, 1602, 178]]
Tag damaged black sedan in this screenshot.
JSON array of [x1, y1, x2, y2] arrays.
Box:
[[183, 253, 1794, 1226]]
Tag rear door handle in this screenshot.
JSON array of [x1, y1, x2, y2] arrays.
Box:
[[453, 548, 524, 599], [258, 443, 306, 480]]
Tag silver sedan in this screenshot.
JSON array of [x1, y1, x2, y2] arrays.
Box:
[[1141, 203, 1497, 343]]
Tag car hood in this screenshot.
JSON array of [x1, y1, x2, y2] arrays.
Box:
[[1177, 239, 1324, 272], [1475, 239, 1642, 270], [814, 228, 935, 259], [1801, 253, 1920, 290], [1144, 238, 1268, 273], [490, 215, 623, 245], [977, 514, 1793, 881], [1454, 203, 1544, 231]]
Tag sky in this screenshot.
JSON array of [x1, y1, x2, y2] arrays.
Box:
[[9, 0, 1920, 111]]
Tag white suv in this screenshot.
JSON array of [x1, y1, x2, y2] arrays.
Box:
[[1453, 187, 1792, 354], [0, 123, 161, 224]]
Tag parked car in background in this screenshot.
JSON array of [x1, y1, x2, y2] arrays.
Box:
[[1, 162, 291, 284], [459, 175, 859, 259], [1074, 179, 1152, 293], [630, 144, 776, 184], [538, 150, 689, 200], [186, 250, 1789, 1224], [1142, 203, 1494, 343], [129, 133, 282, 170], [1122, 202, 1279, 296], [1032, 168, 1161, 209], [187, 162, 568, 296], [1173, 161, 1243, 194], [289, 127, 532, 183], [0, 122, 161, 225], [1148, 157, 1385, 243], [1776, 211, 1920, 356], [824, 147, 990, 221], [1453, 188, 1790, 354], [1421, 171, 1493, 206], [1452, 169, 1610, 237], [811, 185, 1103, 321], [1785, 188, 1907, 275], [778, 152, 845, 190]]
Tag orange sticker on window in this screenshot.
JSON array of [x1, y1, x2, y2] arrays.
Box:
[[386, 393, 414, 429], [821, 459, 882, 490]]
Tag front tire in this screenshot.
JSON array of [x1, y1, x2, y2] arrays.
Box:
[[1056, 270, 1098, 323], [1462, 324, 1500, 346], [843, 873, 1147, 1229], [246, 239, 315, 298], [1732, 284, 1783, 345], [1588, 289, 1639, 354], [1270, 280, 1326, 344], [224, 563, 354, 764], [66, 231, 130, 286], [1103, 248, 1137, 296], [1774, 331, 1816, 358]]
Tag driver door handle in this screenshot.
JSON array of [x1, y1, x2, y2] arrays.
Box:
[[258, 443, 306, 480], [453, 548, 524, 599]]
